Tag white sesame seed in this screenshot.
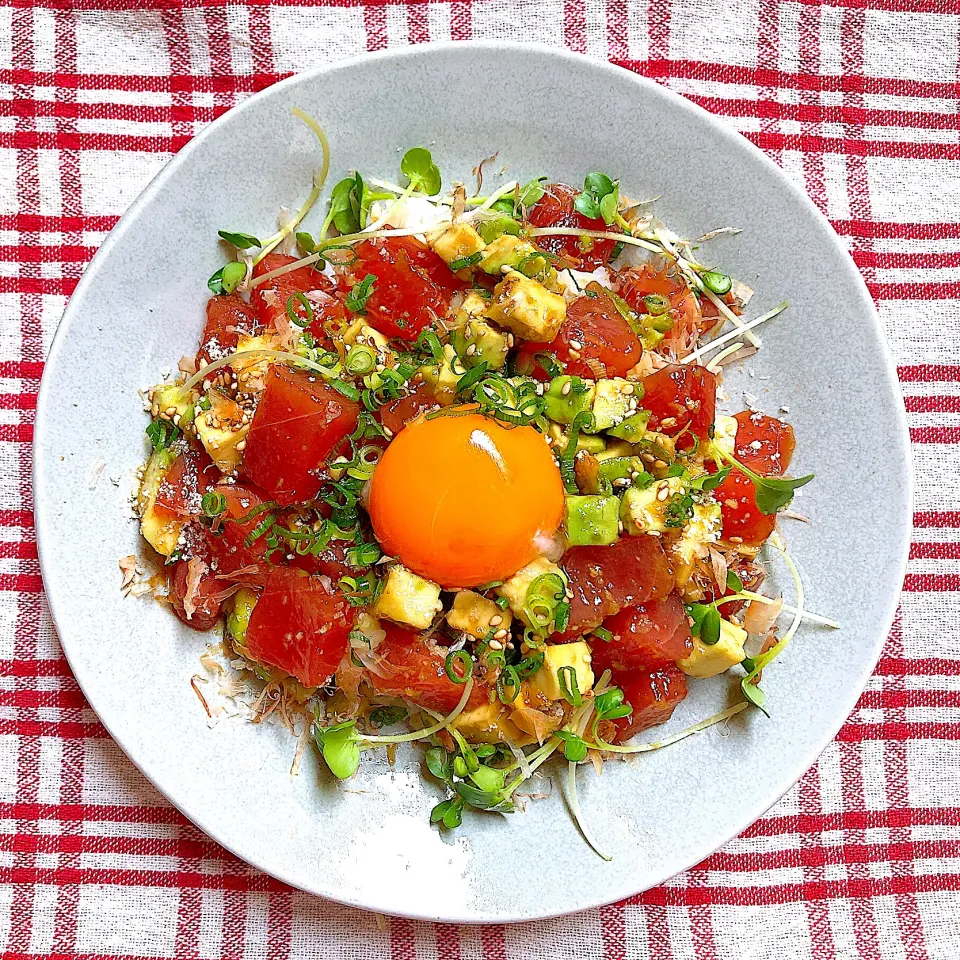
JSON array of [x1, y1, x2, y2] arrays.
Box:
[[560, 380, 572, 396], [490, 615, 503, 626], [488, 639, 504, 651], [493, 629, 508, 640]]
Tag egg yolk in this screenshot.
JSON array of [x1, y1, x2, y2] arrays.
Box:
[[368, 413, 564, 588]]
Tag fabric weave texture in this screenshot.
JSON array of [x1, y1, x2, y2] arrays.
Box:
[[3, 2, 959, 957]]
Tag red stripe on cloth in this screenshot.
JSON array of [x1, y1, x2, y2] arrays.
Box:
[[617, 58, 960, 99], [872, 281, 960, 301], [915, 511, 960, 527], [902, 368, 960, 394], [480, 926, 508, 960], [911, 542, 960, 559], [600, 902, 627, 960], [905, 396, 960, 414], [840, 221, 960, 241], [903, 574, 960, 592], [434, 924, 461, 960], [628, 873, 960, 907], [910, 427, 960, 444], [687, 95, 960, 134], [390, 918, 416, 960]]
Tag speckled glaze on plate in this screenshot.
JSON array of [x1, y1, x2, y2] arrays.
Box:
[[33, 43, 911, 922]]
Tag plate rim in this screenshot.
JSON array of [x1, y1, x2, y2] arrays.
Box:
[[33, 40, 913, 923]]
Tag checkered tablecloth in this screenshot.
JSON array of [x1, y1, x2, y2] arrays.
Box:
[[3, 2, 958, 957]]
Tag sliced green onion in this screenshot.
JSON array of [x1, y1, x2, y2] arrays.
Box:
[[286, 291, 314, 328], [449, 251, 483, 272], [559, 410, 596, 495], [558, 665, 583, 707], [456, 361, 488, 394], [444, 650, 473, 685], [593, 626, 613, 643], [516, 652, 544, 679], [201, 491, 227, 517], [497, 666, 521, 704], [345, 345, 376, 375], [524, 573, 567, 633], [244, 513, 276, 547], [345, 540, 381, 566], [416, 329, 444, 364], [332, 380, 361, 402]]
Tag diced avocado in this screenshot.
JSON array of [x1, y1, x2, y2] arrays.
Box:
[[678, 620, 747, 678], [151, 384, 195, 428], [485, 271, 566, 343], [591, 378, 640, 432], [419, 344, 463, 406], [595, 441, 636, 461], [455, 290, 491, 323], [372, 564, 442, 630], [674, 501, 722, 568], [497, 556, 567, 629], [638, 430, 677, 465], [452, 701, 532, 745], [543, 376, 596, 425], [227, 587, 259, 645], [565, 495, 620, 546], [548, 422, 606, 455], [429, 223, 486, 268], [452, 316, 509, 370], [479, 235, 540, 275], [137, 448, 184, 557], [528, 641, 594, 702], [713, 414, 739, 459], [606, 410, 650, 442], [447, 590, 512, 639], [195, 391, 249, 474], [597, 456, 645, 488], [620, 477, 684, 535]]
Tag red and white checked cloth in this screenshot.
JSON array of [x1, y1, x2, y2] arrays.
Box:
[[2, 2, 958, 957]]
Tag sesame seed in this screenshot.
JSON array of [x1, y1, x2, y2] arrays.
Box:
[[493, 629, 508, 640], [569, 339, 583, 351], [622, 383, 634, 395], [466, 344, 477, 357], [661, 417, 678, 428], [490, 615, 503, 626], [656, 483, 671, 502], [568, 350, 581, 360], [560, 380, 572, 396], [236, 440, 246, 451], [488, 639, 504, 650]]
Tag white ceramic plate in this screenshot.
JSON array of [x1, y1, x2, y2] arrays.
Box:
[[34, 43, 911, 922]]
